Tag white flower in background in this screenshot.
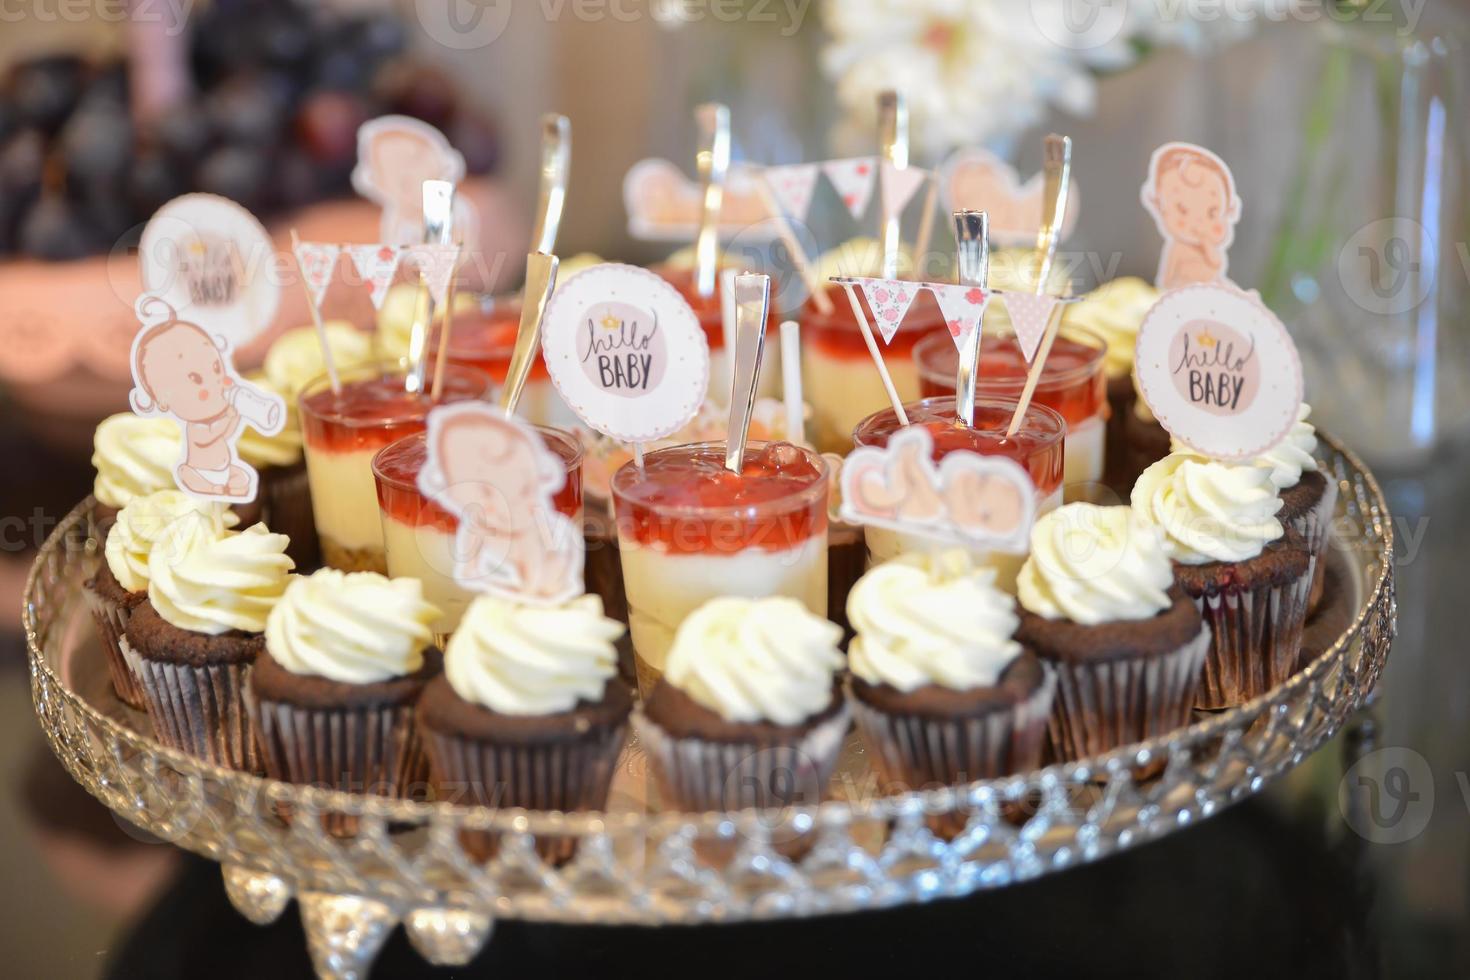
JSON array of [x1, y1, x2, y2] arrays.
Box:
[[821, 0, 1267, 158]]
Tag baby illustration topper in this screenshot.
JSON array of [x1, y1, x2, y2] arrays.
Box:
[[417, 402, 583, 604], [838, 425, 1036, 554], [352, 115, 475, 247], [1141, 142, 1242, 291], [128, 295, 285, 504]]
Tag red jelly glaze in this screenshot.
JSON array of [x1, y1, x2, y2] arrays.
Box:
[[373, 429, 583, 533], [300, 369, 491, 455], [801, 283, 948, 361], [914, 331, 1106, 426], [852, 398, 1066, 500], [439, 305, 552, 384], [611, 441, 828, 555]]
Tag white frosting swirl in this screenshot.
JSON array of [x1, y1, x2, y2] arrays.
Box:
[[1170, 406, 1319, 492], [265, 570, 439, 683], [1131, 453, 1284, 565], [104, 491, 238, 593], [664, 596, 843, 726], [1063, 276, 1159, 378], [262, 322, 375, 397], [848, 550, 1022, 692], [445, 594, 624, 716], [1018, 504, 1174, 625], [149, 524, 294, 634], [92, 413, 179, 509]]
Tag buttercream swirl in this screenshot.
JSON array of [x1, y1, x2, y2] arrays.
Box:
[[1018, 504, 1174, 625], [445, 593, 624, 716], [92, 413, 180, 509], [149, 524, 294, 634], [848, 550, 1022, 692], [664, 596, 843, 726], [105, 490, 238, 593], [265, 569, 439, 683], [1063, 276, 1159, 378], [1131, 453, 1284, 565], [262, 322, 375, 397], [1185, 403, 1317, 491]]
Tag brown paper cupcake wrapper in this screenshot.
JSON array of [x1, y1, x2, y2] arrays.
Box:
[[83, 579, 146, 710], [850, 667, 1055, 793], [260, 463, 319, 569], [1046, 627, 1211, 762], [634, 703, 851, 815], [121, 637, 261, 772], [1293, 476, 1339, 612], [1191, 567, 1313, 709], [248, 690, 429, 836]]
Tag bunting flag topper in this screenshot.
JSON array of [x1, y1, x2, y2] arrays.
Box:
[[292, 240, 340, 310], [289, 240, 416, 311], [839, 424, 1037, 554], [344, 243, 406, 310]]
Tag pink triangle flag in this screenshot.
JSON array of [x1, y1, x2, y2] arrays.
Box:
[[293, 241, 340, 308], [927, 283, 990, 353], [406, 243, 460, 307], [856, 276, 919, 344], [762, 163, 820, 221], [997, 291, 1062, 363], [880, 162, 927, 221], [821, 157, 877, 219], [345, 243, 404, 310]]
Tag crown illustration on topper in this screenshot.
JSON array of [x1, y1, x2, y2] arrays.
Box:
[[1196, 327, 1218, 347], [599, 312, 621, 331]]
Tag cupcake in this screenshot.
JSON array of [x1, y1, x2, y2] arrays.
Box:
[[1016, 503, 1209, 761], [90, 412, 180, 528], [846, 550, 1054, 792], [249, 569, 442, 815], [637, 596, 848, 816], [122, 524, 294, 769], [1131, 453, 1312, 708], [85, 491, 236, 708], [418, 593, 630, 858]]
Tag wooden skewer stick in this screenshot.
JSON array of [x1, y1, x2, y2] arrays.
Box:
[[289, 229, 339, 394], [841, 282, 907, 426]]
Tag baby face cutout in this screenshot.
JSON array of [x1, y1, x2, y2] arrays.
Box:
[[1141, 142, 1241, 290], [352, 116, 467, 246], [136, 322, 234, 422], [1156, 166, 1231, 248], [435, 414, 554, 534]]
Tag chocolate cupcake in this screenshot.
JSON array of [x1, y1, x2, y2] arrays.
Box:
[[236, 374, 317, 569], [121, 524, 294, 769], [1016, 504, 1209, 760], [85, 491, 237, 708], [249, 569, 441, 817], [1132, 453, 1312, 708], [636, 596, 849, 816], [418, 593, 630, 858], [846, 551, 1054, 792]]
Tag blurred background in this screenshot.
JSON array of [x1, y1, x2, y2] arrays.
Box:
[[1, 1, 1468, 977]]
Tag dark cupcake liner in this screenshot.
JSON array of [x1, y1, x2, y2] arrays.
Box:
[[1190, 568, 1313, 709], [582, 515, 633, 685], [83, 579, 146, 710], [423, 721, 628, 863], [121, 637, 261, 772], [1293, 476, 1338, 613], [850, 667, 1054, 793], [827, 521, 867, 637], [260, 462, 319, 570], [634, 703, 850, 816], [248, 692, 429, 837], [1045, 627, 1211, 762]]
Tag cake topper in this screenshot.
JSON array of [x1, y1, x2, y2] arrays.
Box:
[[622, 158, 776, 241], [839, 425, 1036, 555], [940, 147, 1081, 247], [344, 243, 405, 310], [1141, 142, 1241, 291], [418, 402, 582, 604], [352, 115, 474, 247]]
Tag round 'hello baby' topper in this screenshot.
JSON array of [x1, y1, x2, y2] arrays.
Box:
[[540, 263, 709, 444]]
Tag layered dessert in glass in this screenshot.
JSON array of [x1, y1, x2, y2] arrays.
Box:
[[372, 426, 584, 636], [913, 326, 1106, 496], [610, 440, 829, 694], [299, 362, 493, 572], [434, 303, 581, 431], [851, 396, 1065, 589]]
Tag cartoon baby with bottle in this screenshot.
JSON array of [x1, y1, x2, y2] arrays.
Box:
[[1141, 142, 1242, 291], [128, 295, 284, 503]]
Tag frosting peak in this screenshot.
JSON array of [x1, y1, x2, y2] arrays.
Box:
[[104, 490, 238, 593], [149, 524, 294, 634], [664, 596, 843, 726], [266, 570, 439, 683], [1018, 504, 1174, 625], [92, 413, 180, 509], [1131, 453, 1284, 565], [1063, 276, 1160, 378], [847, 550, 1022, 692], [445, 594, 624, 716]]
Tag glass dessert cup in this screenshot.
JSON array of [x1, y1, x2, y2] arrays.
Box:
[[800, 283, 948, 454], [372, 427, 584, 638], [610, 440, 829, 696], [299, 361, 493, 573], [653, 265, 782, 401], [850, 396, 1066, 590], [914, 326, 1107, 499], [435, 304, 580, 430]]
